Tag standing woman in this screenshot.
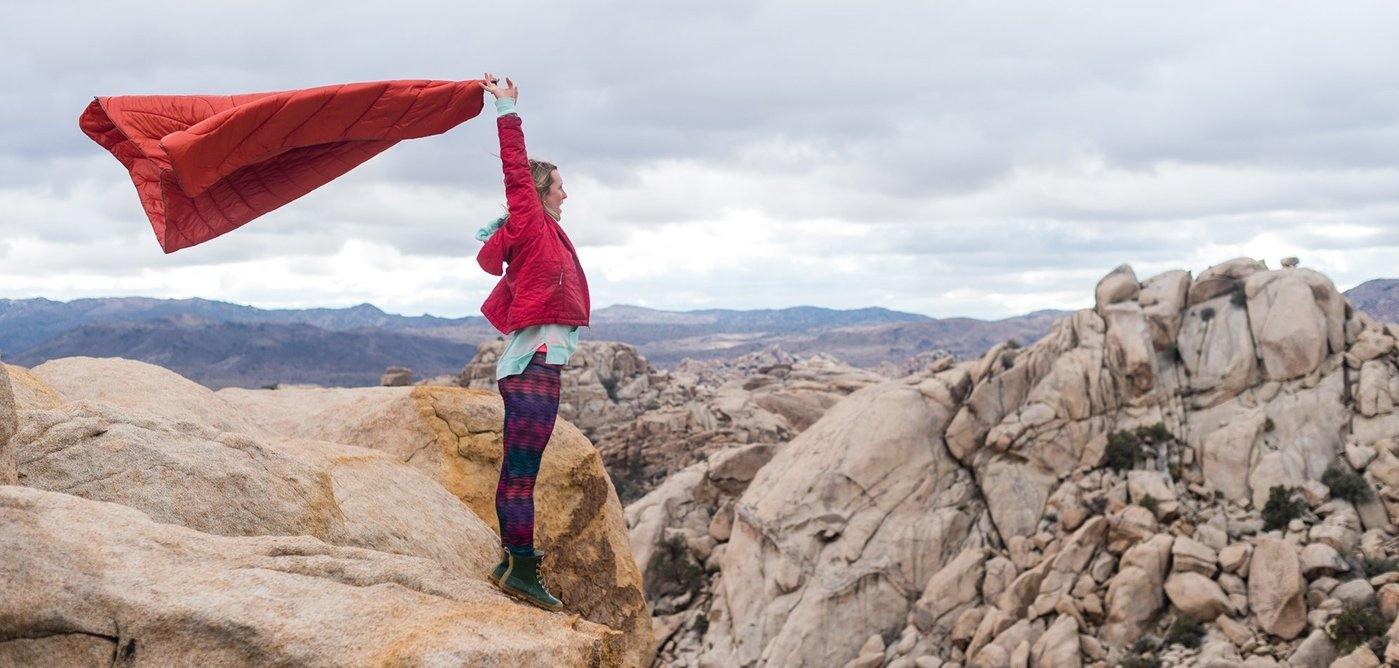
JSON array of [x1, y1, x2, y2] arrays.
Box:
[[475, 72, 590, 611]]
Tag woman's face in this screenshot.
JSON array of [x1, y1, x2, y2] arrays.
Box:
[[542, 169, 566, 215]]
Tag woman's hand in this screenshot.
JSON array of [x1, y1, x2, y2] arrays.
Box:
[[483, 72, 518, 102]]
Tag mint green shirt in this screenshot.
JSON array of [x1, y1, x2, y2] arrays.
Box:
[[477, 95, 581, 380]]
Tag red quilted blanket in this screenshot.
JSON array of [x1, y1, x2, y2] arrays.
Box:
[[79, 78, 485, 253]]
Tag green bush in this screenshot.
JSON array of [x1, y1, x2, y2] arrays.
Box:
[[1328, 603, 1387, 652], [1137, 421, 1173, 443], [655, 532, 706, 598], [1164, 616, 1205, 649], [1105, 430, 1143, 471], [1261, 486, 1306, 531], [1119, 637, 1162, 668], [1139, 494, 1159, 514], [1322, 466, 1373, 503]]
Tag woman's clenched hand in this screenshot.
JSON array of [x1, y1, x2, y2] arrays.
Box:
[[483, 72, 518, 102]]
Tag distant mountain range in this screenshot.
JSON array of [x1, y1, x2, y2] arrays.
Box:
[[2, 277, 1392, 389], [1345, 278, 1399, 324]]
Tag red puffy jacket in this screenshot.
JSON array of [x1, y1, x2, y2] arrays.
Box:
[[477, 113, 590, 334]]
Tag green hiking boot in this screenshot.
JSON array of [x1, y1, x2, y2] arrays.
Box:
[[489, 547, 509, 581], [496, 548, 564, 611]]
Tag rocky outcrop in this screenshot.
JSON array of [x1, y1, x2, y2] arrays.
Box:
[[217, 381, 652, 667], [462, 341, 887, 503], [0, 486, 624, 666], [705, 372, 984, 666], [4, 356, 650, 667], [380, 365, 413, 386], [629, 256, 1399, 666]]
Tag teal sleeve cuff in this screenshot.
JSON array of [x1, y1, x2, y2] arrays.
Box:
[[495, 97, 517, 117]]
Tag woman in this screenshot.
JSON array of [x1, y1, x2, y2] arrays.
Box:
[[475, 72, 590, 611]]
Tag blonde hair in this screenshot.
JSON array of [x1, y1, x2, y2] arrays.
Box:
[[529, 158, 560, 219]]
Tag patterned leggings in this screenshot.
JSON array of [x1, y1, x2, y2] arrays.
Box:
[[495, 349, 562, 554]]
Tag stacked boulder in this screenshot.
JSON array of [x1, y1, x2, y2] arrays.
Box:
[[630, 257, 1399, 666]]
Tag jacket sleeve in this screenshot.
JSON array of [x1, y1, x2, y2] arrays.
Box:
[[477, 228, 506, 275], [492, 113, 546, 251]]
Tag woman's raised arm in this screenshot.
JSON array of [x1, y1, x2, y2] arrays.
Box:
[[483, 73, 546, 236]]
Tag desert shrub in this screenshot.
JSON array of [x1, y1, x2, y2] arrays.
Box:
[[1229, 288, 1248, 308], [1262, 486, 1306, 531], [1087, 496, 1110, 515], [1137, 421, 1173, 443], [655, 532, 705, 598], [1105, 430, 1143, 471], [1200, 306, 1215, 321], [1364, 557, 1399, 577], [1263, 416, 1275, 432], [1322, 466, 1373, 503], [1119, 637, 1162, 668], [1005, 338, 1022, 349], [1328, 603, 1387, 652], [1139, 494, 1159, 514], [1164, 616, 1205, 649], [1168, 463, 1182, 481]]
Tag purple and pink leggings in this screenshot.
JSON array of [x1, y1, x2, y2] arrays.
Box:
[[495, 349, 562, 555]]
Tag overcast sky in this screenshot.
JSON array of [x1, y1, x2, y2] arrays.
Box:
[[3, 2, 1397, 320]]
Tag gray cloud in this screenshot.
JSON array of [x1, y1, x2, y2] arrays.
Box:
[[1, 1, 1396, 319]]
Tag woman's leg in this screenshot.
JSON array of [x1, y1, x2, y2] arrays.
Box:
[[495, 350, 563, 554]]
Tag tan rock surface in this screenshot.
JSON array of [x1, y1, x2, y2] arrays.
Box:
[[217, 383, 652, 668], [13, 400, 497, 579], [709, 374, 983, 667], [30, 356, 270, 437], [1248, 537, 1307, 639], [0, 486, 624, 666]]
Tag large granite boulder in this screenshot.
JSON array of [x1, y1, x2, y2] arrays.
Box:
[[217, 383, 651, 667], [705, 370, 984, 666], [12, 400, 497, 579], [0, 486, 624, 666], [30, 356, 271, 437]]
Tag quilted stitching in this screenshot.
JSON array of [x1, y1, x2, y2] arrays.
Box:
[[79, 79, 485, 253]]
